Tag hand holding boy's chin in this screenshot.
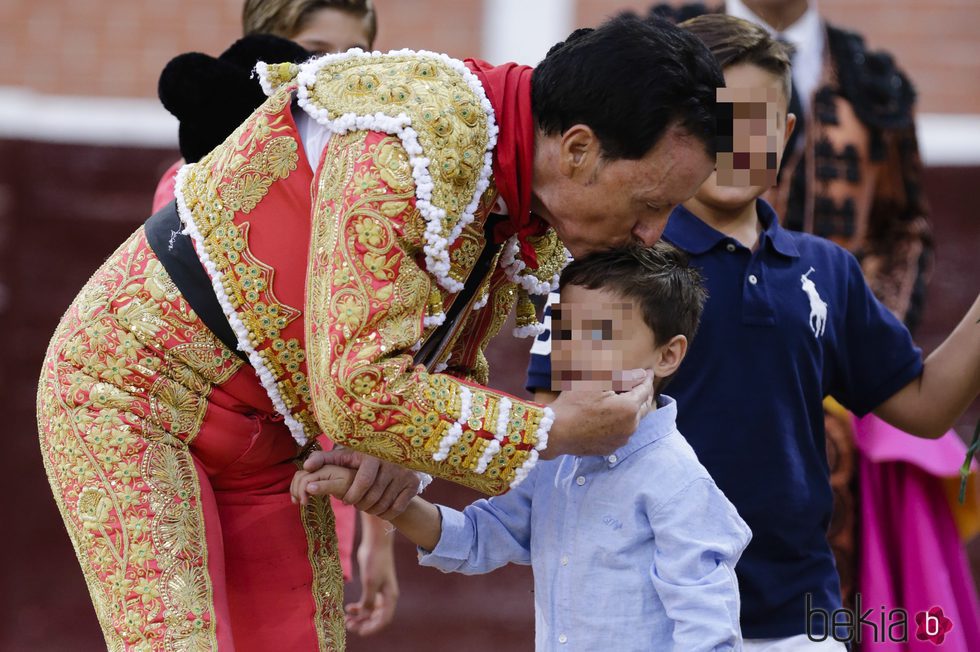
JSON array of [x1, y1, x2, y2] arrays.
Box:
[[541, 369, 654, 459]]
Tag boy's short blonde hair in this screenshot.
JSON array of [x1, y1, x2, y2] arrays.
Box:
[[680, 14, 793, 103], [242, 0, 377, 46]]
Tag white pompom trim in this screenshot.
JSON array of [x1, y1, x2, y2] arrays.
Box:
[[494, 397, 512, 443], [500, 235, 561, 297], [416, 472, 433, 494], [423, 312, 446, 328], [509, 449, 539, 488], [534, 406, 554, 451], [473, 439, 502, 474], [175, 164, 308, 446], [432, 385, 473, 462], [472, 293, 489, 311], [253, 61, 277, 98], [512, 323, 545, 339], [264, 48, 499, 295]]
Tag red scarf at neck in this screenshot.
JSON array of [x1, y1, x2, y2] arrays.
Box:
[[465, 59, 549, 268]]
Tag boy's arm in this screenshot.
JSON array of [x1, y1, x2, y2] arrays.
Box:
[[295, 460, 539, 574], [874, 294, 980, 438], [647, 478, 751, 651], [389, 498, 442, 552], [415, 467, 538, 575]]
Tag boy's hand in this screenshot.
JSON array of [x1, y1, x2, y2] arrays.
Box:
[[543, 369, 654, 459], [302, 449, 419, 520], [291, 465, 355, 506]]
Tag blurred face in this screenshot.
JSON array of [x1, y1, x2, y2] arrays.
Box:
[[551, 285, 657, 392], [691, 62, 796, 211], [536, 124, 714, 259], [291, 8, 372, 55]]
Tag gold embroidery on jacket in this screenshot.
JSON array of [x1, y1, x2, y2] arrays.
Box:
[[306, 131, 544, 495], [304, 54, 490, 242], [180, 87, 321, 440]]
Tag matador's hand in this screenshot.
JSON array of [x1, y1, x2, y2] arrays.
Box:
[[542, 369, 654, 459], [302, 449, 418, 520]]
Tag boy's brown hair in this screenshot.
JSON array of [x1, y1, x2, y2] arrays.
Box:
[[558, 242, 707, 348], [242, 0, 377, 46], [680, 14, 793, 102]]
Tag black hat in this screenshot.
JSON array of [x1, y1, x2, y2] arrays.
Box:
[[158, 34, 310, 163]]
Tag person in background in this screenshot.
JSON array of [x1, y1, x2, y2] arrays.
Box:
[[152, 0, 376, 211], [647, 3, 980, 649], [152, 0, 397, 639]]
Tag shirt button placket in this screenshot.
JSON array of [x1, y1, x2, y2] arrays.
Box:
[[575, 475, 586, 486], [558, 634, 568, 644]]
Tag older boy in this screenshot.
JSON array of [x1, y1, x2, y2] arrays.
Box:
[[295, 243, 751, 651], [526, 15, 980, 650]]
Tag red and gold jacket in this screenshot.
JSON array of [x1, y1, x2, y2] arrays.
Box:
[[175, 50, 567, 496]]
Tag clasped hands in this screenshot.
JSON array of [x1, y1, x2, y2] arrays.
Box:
[[291, 369, 654, 509]]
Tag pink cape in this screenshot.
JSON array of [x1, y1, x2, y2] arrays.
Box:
[[855, 413, 980, 650]]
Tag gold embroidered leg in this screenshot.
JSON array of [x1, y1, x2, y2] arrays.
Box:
[[36, 231, 242, 650], [301, 495, 346, 651], [38, 370, 225, 651]]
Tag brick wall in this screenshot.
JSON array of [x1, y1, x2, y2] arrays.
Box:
[[1, 1, 976, 113], [576, 0, 980, 114], [0, 0, 481, 99]]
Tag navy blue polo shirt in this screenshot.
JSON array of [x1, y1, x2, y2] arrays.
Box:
[[525, 199, 923, 639]]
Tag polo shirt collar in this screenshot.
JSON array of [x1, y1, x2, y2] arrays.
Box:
[[758, 199, 800, 258], [664, 199, 799, 258]]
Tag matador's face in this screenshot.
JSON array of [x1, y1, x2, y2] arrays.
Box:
[[535, 124, 714, 259]]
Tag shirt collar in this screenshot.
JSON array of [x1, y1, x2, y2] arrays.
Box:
[[604, 394, 679, 464], [756, 198, 800, 258], [726, 0, 825, 110], [726, 0, 822, 44], [664, 199, 799, 258]]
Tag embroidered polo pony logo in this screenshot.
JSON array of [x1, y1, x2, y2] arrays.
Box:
[[800, 267, 827, 337]]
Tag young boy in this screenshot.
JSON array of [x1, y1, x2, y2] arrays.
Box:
[[527, 14, 980, 651], [294, 243, 752, 651]]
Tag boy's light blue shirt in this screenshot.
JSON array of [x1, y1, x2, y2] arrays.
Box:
[[419, 395, 752, 651]]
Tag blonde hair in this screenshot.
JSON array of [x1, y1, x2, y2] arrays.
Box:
[[680, 14, 793, 102], [242, 0, 377, 45]]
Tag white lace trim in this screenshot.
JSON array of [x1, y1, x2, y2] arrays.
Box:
[[175, 164, 308, 446]]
